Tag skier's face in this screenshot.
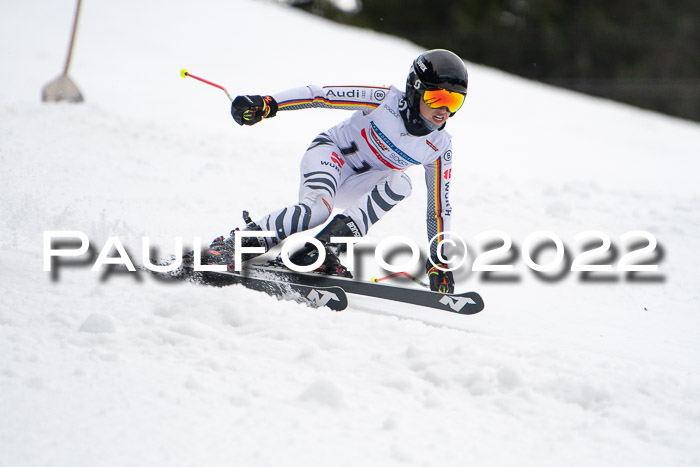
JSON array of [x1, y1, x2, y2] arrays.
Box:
[[419, 97, 451, 127]]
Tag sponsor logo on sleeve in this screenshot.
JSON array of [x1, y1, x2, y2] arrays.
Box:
[[443, 180, 451, 215], [325, 88, 366, 99]]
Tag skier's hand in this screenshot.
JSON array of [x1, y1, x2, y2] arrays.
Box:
[[428, 263, 455, 293], [231, 95, 278, 126]]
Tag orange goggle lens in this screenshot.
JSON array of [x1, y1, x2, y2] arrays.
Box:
[[423, 88, 465, 113]]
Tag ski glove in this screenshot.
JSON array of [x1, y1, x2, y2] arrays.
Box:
[[428, 263, 455, 293], [231, 95, 278, 126]]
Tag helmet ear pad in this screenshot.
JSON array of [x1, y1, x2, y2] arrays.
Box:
[[404, 70, 421, 112]]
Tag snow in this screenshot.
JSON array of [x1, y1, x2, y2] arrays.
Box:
[[2, 0, 700, 466]]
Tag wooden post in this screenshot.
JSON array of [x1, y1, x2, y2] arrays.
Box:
[[42, 0, 84, 103]]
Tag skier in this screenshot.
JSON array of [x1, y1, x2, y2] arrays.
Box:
[[197, 49, 467, 293]]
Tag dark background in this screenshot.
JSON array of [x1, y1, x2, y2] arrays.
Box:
[[292, 0, 699, 122]]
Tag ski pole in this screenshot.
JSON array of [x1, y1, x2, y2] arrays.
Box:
[[180, 69, 234, 102], [370, 272, 430, 288]]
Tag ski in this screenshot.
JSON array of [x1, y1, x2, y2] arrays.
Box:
[[153, 267, 348, 311], [242, 263, 484, 315]]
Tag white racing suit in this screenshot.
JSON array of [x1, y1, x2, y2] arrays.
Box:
[[253, 85, 453, 260]]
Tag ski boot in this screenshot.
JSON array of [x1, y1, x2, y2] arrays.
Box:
[[287, 214, 361, 278], [184, 211, 269, 270]]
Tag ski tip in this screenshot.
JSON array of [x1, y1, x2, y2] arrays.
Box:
[[180, 68, 189, 78]]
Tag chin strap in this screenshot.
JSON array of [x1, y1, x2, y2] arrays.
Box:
[[400, 101, 446, 136], [400, 106, 431, 136]]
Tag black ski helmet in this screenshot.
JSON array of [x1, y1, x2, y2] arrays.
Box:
[[405, 49, 468, 117]]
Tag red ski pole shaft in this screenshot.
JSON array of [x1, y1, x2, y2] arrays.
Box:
[[371, 272, 430, 288], [180, 69, 234, 102]]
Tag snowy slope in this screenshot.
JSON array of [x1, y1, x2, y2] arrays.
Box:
[[2, 0, 700, 466]]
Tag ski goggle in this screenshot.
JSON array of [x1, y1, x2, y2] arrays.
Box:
[[422, 87, 465, 113]]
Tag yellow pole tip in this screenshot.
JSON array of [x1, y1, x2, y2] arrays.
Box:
[[370, 277, 378, 282], [180, 69, 189, 78]]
